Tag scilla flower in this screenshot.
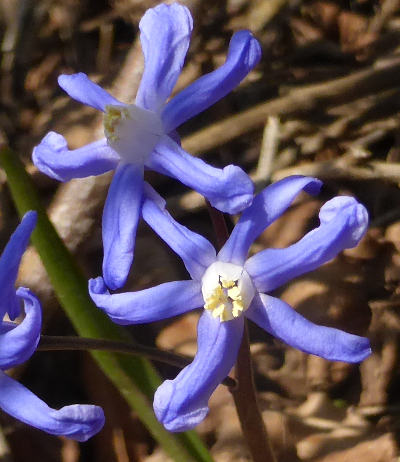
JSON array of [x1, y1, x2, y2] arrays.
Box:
[[33, 3, 261, 291], [0, 211, 104, 441], [89, 175, 371, 432]]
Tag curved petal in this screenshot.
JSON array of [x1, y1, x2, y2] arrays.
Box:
[[162, 30, 262, 132], [153, 311, 243, 431], [0, 371, 104, 441], [0, 288, 41, 369], [142, 184, 216, 281], [147, 136, 254, 214], [89, 277, 202, 325], [246, 196, 369, 292], [0, 211, 37, 320], [58, 73, 121, 111], [102, 163, 144, 290], [136, 4, 193, 112], [218, 176, 322, 265], [33, 132, 120, 182], [247, 293, 371, 363]]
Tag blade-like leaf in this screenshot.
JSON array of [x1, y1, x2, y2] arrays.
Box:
[[0, 146, 213, 462]]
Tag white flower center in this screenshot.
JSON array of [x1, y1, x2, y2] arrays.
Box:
[[104, 104, 164, 164], [201, 261, 256, 322]]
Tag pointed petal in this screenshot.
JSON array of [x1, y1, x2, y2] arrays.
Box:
[[147, 136, 254, 214], [33, 132, 120, 182], [58, 73, 121, 111], [162, 30, 262, 132], [0, 211, 37, 320], [247, 293, 371, 363], [246, 196, 369, 292], [0, 371, 104, 441], [102, 163, 144, 290], [218, 176, 322, 265], [153, 311, 243, 431], [89, 277, 202, 325], [135, 4, 193, 112], [142, 184, 216, 281], [0, 288, 41, 369]]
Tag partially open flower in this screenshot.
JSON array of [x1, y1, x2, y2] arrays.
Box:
[[0, 212, 104, 441]]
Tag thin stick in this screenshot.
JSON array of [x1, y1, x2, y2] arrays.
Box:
[[255, 116, 280, 183], [206, 205, 276, 462], [38, 335, 236, 388]]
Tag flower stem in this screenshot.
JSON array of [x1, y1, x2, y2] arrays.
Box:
[[231, 324, 276, 462], [206, 201, 230, 249], [38, 335, 236, 387], [206, 201, 276, 462]]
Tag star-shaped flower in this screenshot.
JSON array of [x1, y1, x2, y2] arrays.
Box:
[[89, 175, 372, 432], [33, 3, 261, 291], [0, 212, 104, 441]]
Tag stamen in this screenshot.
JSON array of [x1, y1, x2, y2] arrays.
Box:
[[104, 106, 130, 142], [103, 104, 164, 164], [202, 261, 255, 322]]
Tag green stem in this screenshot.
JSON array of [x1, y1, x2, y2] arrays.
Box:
[[0, 146, 213, 462]]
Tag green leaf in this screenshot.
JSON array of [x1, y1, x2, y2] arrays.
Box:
[[0, 146, 214, 462]]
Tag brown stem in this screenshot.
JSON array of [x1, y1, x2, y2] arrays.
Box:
[[205, 202, 276, 462], [206, 201, 230, 249], [231, 324, 276, 462]]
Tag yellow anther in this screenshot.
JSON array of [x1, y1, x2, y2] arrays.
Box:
[[227, 286, 241, 300], [201, 262, 256, 323], [212, 304, 226, 320], [232, 300, 244, 318], [203, 279, 246, 322], [104, 105, 130, 142], [221, 279, 235, 289], [204, 287, 225, 311]]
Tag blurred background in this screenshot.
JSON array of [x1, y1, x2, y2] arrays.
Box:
[[1, 0, 400, 460]]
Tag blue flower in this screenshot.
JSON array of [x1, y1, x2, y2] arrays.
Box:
[[89, 175, 372, 432], [0, 212, 104, 441], [32, 3, 261, 291]]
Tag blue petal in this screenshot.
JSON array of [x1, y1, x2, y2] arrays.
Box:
[[247, 293, 371, 363], [162, 30, 262, 132], [33, 132, 120, 182], [102, 163, 144, 290], [147, 136, 254, 214], [0, 211, 37, 320], [89, 277, 202, 325], [153, 311, 243, 431], [58, 73, 121, 111], [142, 184, 216, 281], [0, 288, 41, 370], [218, 176, 322, 265], [0, 371, 104, 441], [246, 196, 369, 292], [135, 4, 193, 112]]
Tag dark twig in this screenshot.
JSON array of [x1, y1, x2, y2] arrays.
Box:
[[38, 335, 236, 388]]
